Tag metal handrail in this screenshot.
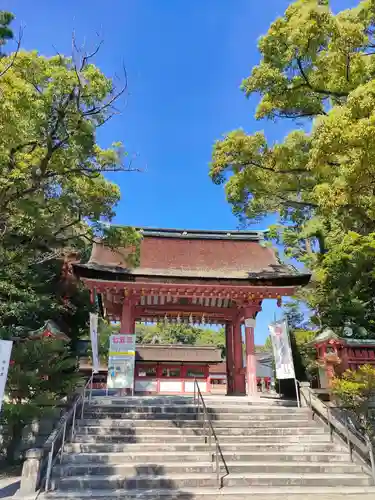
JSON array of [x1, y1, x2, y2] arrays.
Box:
[[193, 379, 229, 488], [298, 382, 375, 484], [41, 373, 94, 492]]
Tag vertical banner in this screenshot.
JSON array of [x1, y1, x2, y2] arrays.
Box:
[[0, 340, 13, 412], [107, 334, 136, 392], [268, 319, 295, 379], [268, 319, 300, 406], [89, 313, 100, 373]]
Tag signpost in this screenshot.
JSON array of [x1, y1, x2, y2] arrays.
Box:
[[107, 334, 136, 395], [268, 319, 300, 407], [0, 340, 13, 412]]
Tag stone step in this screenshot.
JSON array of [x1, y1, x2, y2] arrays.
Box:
[[51, 472, 373, 490], [207, 400, 298, 407], [42, 486, 375, 500], [74, 425, 323, 437], [84, 406, 298, 415], [84, 411, 305, 421], [74, 429, 330, 445], [77, 418, 311, 429], [82, 411, 309, 420], [88, 397, 298, 407], [61, 450, 352, 465], [85, 404, 306, 414], [64, 441, 341, 454], [53, 461, 367, 477]]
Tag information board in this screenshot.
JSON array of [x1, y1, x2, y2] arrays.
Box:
[[107, 334, 136, 391]]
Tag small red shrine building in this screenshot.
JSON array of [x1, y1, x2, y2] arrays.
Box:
[[311, 329, 375, 388], [73, 227, 310, 396]]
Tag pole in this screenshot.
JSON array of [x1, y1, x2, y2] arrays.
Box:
[[131, 355, 135, 397], [89, 371, 93, 403], [285, 318, 299, 407], [273, 312, 280, 397]]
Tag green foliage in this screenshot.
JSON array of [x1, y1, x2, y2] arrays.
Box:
[[194, 327, 226, 357], [136, 323, 225, 355], [255, 343, 271, 353], [332, 364, 375, 437], [6, 338, 77, 403], [311, 232, 375, 332], [0, 11, 14, 51], [2, 337, 78, 461], [0, 258, 93, 347], [210, 0, 375, 331], [264, 336, 272, 352], [293, 328, 318, 377], [282, 302, 317, 380], [0, 49, 140, 267], [93, 320, 119, 361], [94, 322, 226, 360], [0, 38, 140, 343], [0, 24, 140, 461]]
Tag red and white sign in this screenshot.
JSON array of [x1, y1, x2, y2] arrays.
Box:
[[107, 334, 136, 391]]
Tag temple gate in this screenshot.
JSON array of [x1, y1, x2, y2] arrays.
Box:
[[73, 227, 310, 396]]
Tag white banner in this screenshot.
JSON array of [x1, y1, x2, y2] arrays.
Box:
[[268, 319, 295, 380], [0, 340, 13, 412], [107, 334, 136, 390], [89, 313, 99, 373]]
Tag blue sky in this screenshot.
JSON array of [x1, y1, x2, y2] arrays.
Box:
[[5, 0, 356, 344]]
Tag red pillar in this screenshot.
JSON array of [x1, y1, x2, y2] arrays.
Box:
[[233, 316, 246, 395], [244, 318, 257, 397], [225, 322, 234, 395], [120, 298, 135, 334]]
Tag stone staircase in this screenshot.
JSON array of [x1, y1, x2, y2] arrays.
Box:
[[44, 395, 375, 499]]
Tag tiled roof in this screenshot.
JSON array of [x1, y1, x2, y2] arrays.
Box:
[[136, 344, 222, 363], [74, 226, 310, 285]]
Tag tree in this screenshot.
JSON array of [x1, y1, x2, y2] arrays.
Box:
[[0, 39, 141, 342], [0, 48, 141, 269], [0, 25, 141, 460], [0, 12, 22, 79], [0, 11, 13, 50], [0, 257, 93, 349], [264, 336, 272, 352], [310, 232, 375, 335], [332, 364, 375, 439], [152, 324, 199, 345], [135, 323, 158, 344], [94, 322, 226, 360], [195, 327, 226, 358], [136, 322, 224, 349], [210, 0, 375, 332], [3, 337, 77, 462]]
